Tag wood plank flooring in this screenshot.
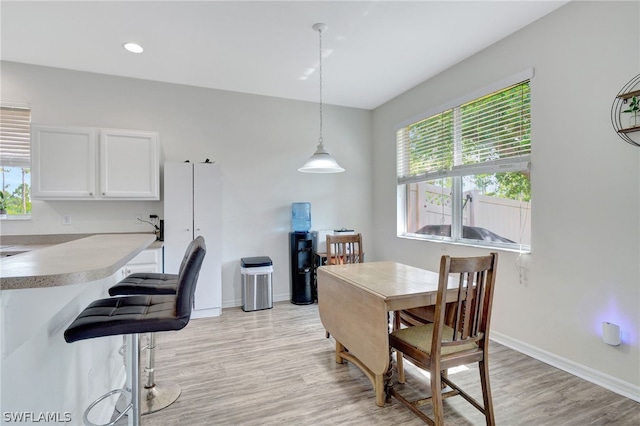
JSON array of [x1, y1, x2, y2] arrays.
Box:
[[131, 302, 638, 425]]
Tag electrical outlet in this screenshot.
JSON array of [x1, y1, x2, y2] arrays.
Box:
[[62, 215, 72, 225]]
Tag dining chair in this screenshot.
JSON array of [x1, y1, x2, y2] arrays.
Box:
[[389, 252, 498, 426], [326, 233, 364, 265], [324, 233, 364, 338]]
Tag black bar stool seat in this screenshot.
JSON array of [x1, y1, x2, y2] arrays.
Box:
[[109, 273, 178, 296], [64, 294, 187, 343], [109, 238, 195, 298]]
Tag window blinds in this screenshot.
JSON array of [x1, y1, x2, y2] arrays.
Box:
[[397, 81, 530, 184], [0, 105, 31, 168]]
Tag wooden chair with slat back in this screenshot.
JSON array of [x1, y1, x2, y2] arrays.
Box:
[[389, 253, 498, 426], [324, 233, 364, 338], [326, 233, 364, 265]]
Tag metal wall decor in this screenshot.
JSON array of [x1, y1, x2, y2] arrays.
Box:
[[611, 74, 640, 147]]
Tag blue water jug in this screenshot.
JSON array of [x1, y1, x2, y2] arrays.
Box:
[[291, 202, 311, 232]]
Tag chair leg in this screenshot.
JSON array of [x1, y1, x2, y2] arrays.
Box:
[[479, 360, 495, 426], [392, 312, 405, 383], [441, 368, 448, 390], [125, 333, 141, 426], [430, 368, 445, 426], [81, 334, 140, 426], [396, 351, 405, 384], [140, 332, 181, 415]]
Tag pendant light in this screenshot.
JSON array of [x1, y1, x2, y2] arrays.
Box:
[[298, 23, 345, 173]]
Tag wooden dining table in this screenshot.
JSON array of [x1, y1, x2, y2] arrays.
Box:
[[317, 260, 452, 407]]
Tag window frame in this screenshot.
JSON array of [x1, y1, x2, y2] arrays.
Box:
[[0, 103, 32, 219], [396, 69, 533, 252]]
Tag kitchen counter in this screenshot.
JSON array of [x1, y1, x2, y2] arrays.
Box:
[[0, 233, 163, 256], [0, 233, 156, 290], [0, 233, 159, 424], [0, 244, 55, 256]]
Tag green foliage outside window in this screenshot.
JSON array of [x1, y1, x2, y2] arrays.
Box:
[[407, 83, 531, 202], [0, 167, 31, 215]]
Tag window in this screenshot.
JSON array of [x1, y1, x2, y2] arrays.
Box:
[[397, 72, 532, 251], [0, 105, 32, 217]]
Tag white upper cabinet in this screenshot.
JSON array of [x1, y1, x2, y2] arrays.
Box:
[[99, 129, 159, 199], [31, 125, 159, 200], [31, 126, 97, 199]]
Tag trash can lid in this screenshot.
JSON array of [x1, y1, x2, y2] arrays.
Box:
[[241, 256, 273, 267]]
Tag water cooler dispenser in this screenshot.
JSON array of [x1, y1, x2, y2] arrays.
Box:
[[290, 203, 316, 305]]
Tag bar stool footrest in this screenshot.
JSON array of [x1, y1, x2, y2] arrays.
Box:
[[83, 388, 131, 426]]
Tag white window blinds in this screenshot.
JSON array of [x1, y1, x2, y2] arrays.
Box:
[[397, 80, 531, 184], [0, 105, 31, 168]]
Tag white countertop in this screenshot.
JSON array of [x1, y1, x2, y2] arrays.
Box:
[[0, 233, 156, 290]]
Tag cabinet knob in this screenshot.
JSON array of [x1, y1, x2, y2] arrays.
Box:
[[102, 192, 106, 196], [196, 228, 201, 231], [89, 192, 93, 196]]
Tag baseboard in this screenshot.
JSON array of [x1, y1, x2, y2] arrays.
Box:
[[191, 307, 221, 319], [222, 293, 291, 309], [491, 331, 640, 402]]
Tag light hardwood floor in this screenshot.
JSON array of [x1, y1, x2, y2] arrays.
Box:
[[132, 302, 638, 425]]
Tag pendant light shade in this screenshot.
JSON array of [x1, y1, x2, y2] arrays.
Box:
[[298, 142, 345, 173], [298, 23, 345, 174]]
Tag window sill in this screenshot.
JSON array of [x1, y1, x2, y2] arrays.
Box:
[[0, 215, 31, 221], [398, 233, 531, 254]]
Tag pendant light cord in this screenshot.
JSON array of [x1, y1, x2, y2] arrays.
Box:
[[318, 25, 323, 145], [298, 23, 344, 173]]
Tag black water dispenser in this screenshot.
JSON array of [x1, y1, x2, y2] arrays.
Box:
[[289, 231, 316, 305]]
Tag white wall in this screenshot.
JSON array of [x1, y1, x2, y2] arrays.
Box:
[[0, 62, 373, 306], [372, 1, 639, 399]]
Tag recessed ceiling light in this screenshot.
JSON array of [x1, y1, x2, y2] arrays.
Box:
[[123, 42, 144, 54]]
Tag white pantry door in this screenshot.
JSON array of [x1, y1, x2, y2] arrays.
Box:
[[164, 162, 194, 275], [193, 162, 222, 313]]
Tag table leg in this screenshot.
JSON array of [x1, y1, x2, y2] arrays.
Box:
[[335, 340, 346, 364], [374, 374, 385, 407]]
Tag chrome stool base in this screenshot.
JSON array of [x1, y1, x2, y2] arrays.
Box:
[[83, 334, 141, 426], [141, 382, 182, 415]]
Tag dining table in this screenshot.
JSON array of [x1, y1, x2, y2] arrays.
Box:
[[316, 260, 454, 407]]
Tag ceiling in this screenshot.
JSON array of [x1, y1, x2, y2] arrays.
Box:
[[1, 1, 568, 110]]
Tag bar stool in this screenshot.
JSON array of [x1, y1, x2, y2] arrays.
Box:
[[108, 238, 201, 411], [64, 236, 206, 426], [106, 238, 197, 414], [110, 275, 179, 415]]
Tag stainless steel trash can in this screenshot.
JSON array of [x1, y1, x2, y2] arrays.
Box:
[[241, 256, 273, 312]]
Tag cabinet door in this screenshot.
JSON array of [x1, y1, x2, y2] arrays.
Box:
[[193, 162, 222, 312], [31, 125, 97, 199], [99, 129, 159, 199], [125, 248, 162, 275], [163, 162, 194, 275], [124, 263, 161, 276]]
